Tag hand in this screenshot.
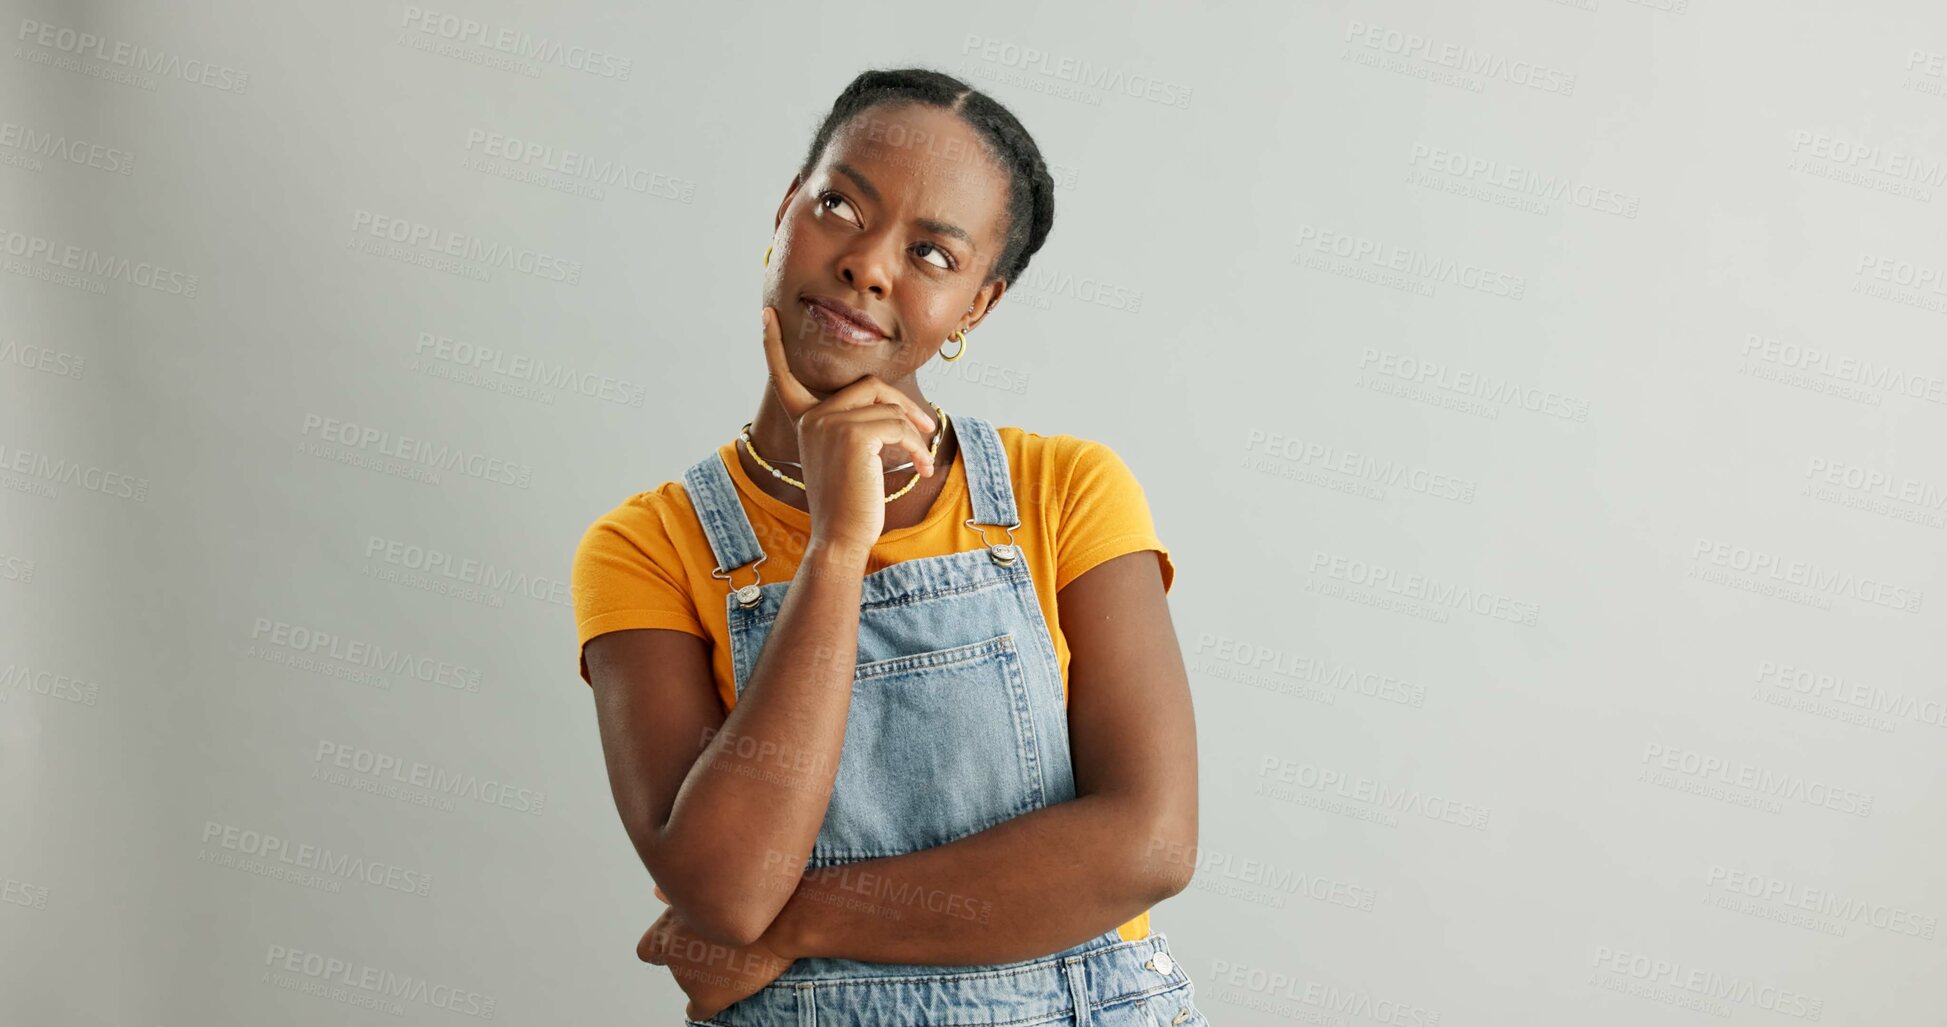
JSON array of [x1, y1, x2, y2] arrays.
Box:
[[761, 305, 940, 557], [640, 887, 796, 1021]]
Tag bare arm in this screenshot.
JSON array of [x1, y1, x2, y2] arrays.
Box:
[[588, 308, 944, 947], [754, 550, 1199, 964], [588, 536, 879, 946]]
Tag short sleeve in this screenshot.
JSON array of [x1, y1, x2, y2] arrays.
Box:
[[1053, 437, 1176, 594], [571, 494, 707, 685]]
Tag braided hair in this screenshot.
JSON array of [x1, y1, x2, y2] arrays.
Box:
[[796, 68, 1057, 289]]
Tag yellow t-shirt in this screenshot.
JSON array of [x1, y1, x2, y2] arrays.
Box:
[[572, 425, 1176, 942]]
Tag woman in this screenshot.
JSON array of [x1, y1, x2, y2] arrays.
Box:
[[572, 67, 1203, 1026]]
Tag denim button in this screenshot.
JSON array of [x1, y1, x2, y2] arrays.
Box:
[[1148, 952, 1174, 975]]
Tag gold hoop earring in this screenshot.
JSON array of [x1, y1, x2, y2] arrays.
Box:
[[940, 329, 968, 361], [763, 244, 771, 267]]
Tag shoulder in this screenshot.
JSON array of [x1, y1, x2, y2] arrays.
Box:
[[995, 425, 1141, 484], [581, 478, 689, 533], [992, 424, 1172, 592], [573, 478, 697, 568], [992, 425, 1150, 518]]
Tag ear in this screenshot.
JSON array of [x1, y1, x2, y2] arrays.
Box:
[[774, 173, 804, 234], [966, 279, 1008, 331]]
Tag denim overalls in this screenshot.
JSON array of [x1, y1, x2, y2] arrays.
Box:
[[677, 413, 1206, 1027]]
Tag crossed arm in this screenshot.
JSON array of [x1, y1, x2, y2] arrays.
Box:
[[592, 547, 1196, 967], [758, 549, 1198, 964]]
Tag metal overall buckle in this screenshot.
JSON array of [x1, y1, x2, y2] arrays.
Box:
[[964, 517, 1022, 566], [711, 554, 768, 609]]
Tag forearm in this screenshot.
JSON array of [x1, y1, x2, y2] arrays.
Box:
[[656, 538, 869, 938], [759, 792, 1178, 966]]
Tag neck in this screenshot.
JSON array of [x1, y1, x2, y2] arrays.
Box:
[[739, 381, 955, 521]]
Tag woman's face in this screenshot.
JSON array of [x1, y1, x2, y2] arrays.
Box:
[[765, 103, 1014, 394]]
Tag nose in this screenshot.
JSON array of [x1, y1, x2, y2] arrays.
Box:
[[835, 227, 896, 300]]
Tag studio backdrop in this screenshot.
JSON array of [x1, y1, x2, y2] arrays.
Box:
[[4, 0, 1944, 1023]]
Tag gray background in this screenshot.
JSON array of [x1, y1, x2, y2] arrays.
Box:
[[4, 0, 1945, 1023]]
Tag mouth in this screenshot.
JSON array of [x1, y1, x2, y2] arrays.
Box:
[[801, 296, 889, 346]]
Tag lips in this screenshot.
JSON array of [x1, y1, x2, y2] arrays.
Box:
[[802, 296, 888, 344]]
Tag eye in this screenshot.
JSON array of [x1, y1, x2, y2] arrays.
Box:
[[816, 191, 860, 224], [817, 190, 956, 271], [915, 241, 956, 271]]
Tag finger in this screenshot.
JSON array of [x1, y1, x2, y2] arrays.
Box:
[[825, 407, 938, 467], [834, 409, 937, 477], [821, 375, 937, 436], [761, 306, 819, 420]]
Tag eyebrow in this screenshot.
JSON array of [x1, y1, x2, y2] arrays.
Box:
[[834, 162, 978, 253]]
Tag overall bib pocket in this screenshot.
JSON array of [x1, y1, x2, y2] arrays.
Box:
[[812, 631, 1041, 864]]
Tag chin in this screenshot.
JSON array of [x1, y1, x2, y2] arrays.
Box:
[[789, 327, 895, 383]]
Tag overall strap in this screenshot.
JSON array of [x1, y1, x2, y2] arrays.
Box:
[[951, 413, 1020, 529], [682, 449, 766, 576], [686, 416, 1016, 576]]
